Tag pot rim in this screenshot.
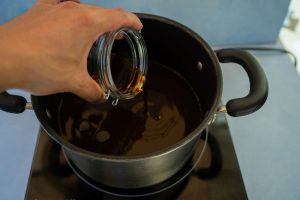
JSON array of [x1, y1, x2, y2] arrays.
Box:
[[31, 13, 222, 161]]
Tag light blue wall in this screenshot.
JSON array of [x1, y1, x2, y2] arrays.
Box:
[[0, 0, 290, 45]]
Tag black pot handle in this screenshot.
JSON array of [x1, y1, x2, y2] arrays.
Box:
[[0, 91, 27, 113], [216, 48, 268, 117]]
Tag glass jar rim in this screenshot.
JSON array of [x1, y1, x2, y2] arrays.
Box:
[[96, 27, 148, 104]]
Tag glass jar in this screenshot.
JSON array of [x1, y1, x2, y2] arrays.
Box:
[[87, 27, 148, 106]]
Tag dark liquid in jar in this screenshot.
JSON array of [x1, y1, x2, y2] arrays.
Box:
[[58, 61, 203, 156], [110, 53, 145, 94]]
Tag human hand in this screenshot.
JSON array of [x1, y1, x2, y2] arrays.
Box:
[[0, 0, 142, 102]]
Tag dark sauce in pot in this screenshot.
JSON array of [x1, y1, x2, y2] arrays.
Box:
[[58, 61, 203, 156]]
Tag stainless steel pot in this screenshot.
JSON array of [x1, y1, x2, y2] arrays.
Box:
[[0, 13, 268, 189]]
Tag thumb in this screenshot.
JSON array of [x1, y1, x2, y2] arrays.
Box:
[[70, 75, 105, 103]]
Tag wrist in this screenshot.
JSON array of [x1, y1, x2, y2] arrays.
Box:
[[0, 26, 30, 91]]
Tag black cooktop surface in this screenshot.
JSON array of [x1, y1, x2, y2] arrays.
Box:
[[25, 114, 247, 200]]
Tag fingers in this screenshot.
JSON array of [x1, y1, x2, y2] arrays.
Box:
[[37, 1, 141, 32], [78, 6, 142, 34], [36, 0, 60, 4], [70, 74, 105, 103], [102, 8, 143, 31], [61, 0, 80, 3], [36, 0, 80, 5]]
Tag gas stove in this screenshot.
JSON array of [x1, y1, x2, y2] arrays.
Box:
[[25, 113, 247, 200]]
